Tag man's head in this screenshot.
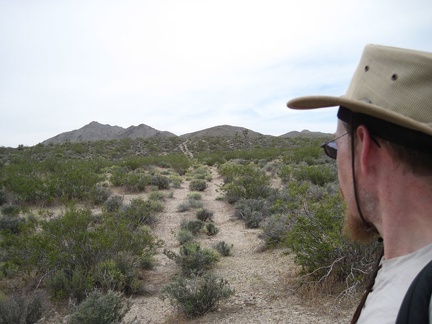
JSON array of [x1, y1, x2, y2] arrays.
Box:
[[287, 44, 432, 242]]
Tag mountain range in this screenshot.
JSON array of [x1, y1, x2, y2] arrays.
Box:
[[42, 121, 330, 145]]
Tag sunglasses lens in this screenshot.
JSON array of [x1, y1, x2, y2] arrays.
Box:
[[323, 141, 337, 159]]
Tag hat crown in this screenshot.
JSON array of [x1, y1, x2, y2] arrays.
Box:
[[347, 45, 432, 126]]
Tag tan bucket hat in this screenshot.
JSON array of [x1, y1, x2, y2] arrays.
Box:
[[287, 44, 432, 137]]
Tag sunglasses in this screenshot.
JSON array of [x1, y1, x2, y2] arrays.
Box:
[[321, 132, 349, 159]]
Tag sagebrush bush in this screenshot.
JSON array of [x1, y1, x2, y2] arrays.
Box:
[[161, 273, 234, 317], [164, 242, 219, 276], [177, 229, 195, 245], [234, 198, 271, 228], [187, 192, 202, 201], [205, 223, 219, 236], [151, 174, 170, 190], [90, 185, 112, 205], [180, 220, 205, 235], [103, 195, 124, 213], [69, 290, 130, 324], [148, 191, 165, 201], [119, 198, 163, 227], [196, 208, 214, 222], [0, 290, 48, 324], [259, 213, 293, 247], [189, 179, 208, 191], [214, 241, 233, 256], [0, 213, 25, 234]]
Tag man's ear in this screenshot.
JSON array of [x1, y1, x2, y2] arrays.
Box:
[[355, 125, 375, 174]]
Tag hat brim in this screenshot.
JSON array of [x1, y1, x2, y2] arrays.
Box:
[[287, 95, 432, 137]]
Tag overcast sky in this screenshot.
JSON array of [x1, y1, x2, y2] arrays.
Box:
[[1, 0, 432, 147]]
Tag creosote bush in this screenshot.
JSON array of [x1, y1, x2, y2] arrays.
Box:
[[69, 290, 130, 324], [214, 241, 233, 256], [164, 242, 219, 276], [0, 290, 48, 324], [189, 179, 208, 192], [196, 208, 214, 222], [205, 223, 219, 236], [161, 273, 234, 317], [234, 198, 271, 228]]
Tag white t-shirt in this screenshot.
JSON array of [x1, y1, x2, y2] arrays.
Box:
[[357, 243, 432, 324]]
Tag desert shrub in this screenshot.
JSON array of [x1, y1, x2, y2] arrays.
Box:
[[187, 192, 202, 201], [180, 220, 205, 235], [0, 290, 48, 324], [90, 185, 112, 205], [196, 208, 214, 222], [69, 290, 130, 324], [189, 179, 207, 192], [103, 195, 124, 213], [9, 207, 159, 302], [214, 241, 233, 256], [119, 198, 163, 227], [284, 192, 381, 289], [188, 199, 204, 209], [0, 214, 25, 234], [177, 202, 191, 212], [164, 242, 219, 276], [177, 229, 195, 245], [1, 204, 20, 217], [234, 198, 271, 228], [219, 162, 271, 203], [292, 164, 337, 186], [111, 168, 149, 192], [177, 199, 204, 212], [161, 273, 234, 317], [0, 190, 8, 205], [93, 252, 141, 294], [170, 175, 183, 188], [151, 174, 170, 190], [205, 223, 219, 236], [148, 191, 165, 201], [259, 213, 293, 247]]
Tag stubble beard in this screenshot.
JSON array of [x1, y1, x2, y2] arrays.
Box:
[[340, 188, 379, 244]]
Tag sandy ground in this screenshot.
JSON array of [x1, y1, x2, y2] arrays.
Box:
[[122, 167, 355, 324]]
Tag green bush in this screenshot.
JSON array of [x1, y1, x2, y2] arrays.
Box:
[[259, 213, 293, 247], [0, 291, 48, 324], [148, 191, 165, 201], [161, 273, 234, 317], [219, 162, 271, 203], [69, 290, 130, 324], [151, 174, 170, 190], [196, 208, 214, 222], [187, 192, 202, 201], [119, 198, 163, 227], [103, 195, 124, 213], [180, 220, 205, 235], [164, 242, 219, 276], [284, 192, 381, 288], [177, 229, 195, 245], [234, 198, 271, 228], [7, 207, 159, 302], [90, 185, 112, 205], [0, 213, 25, 234], [177, 200, 204, 212], [189, 179, 207, 192], [214, 241, 233, 256], [205, 223, 219, 236]]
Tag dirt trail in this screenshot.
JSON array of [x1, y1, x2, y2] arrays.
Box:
[[124, 167, 353, 323]]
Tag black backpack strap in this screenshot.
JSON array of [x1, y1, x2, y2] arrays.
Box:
[[396, 259, 432, 324]]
